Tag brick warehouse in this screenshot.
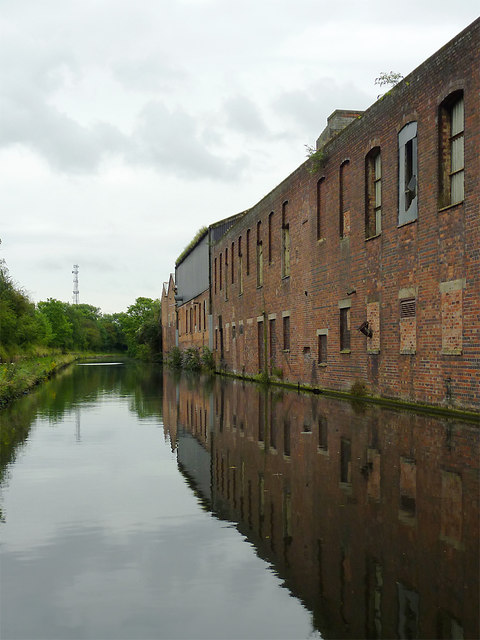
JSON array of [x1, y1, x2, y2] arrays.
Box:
[[163, 19, 479, 412]]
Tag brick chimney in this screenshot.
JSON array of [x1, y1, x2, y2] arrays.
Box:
[[316, 109, 364, 149]]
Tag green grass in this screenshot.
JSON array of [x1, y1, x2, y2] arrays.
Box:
[[0, 353, 79, 407]]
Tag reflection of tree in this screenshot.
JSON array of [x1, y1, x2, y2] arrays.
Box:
[[0, 361, 165, 502]]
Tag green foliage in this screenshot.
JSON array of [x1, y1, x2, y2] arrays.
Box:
[[305, 145, 328, 174], [350, 379, 367, 396], [200, 346, 215, 371], [116, 297, 162, 360], [0, 353, 78, 406], [166, 346, 183, 369], [183, 347, 202, 371], [375, 71, 404, 99], [271, 366, 283, 380], [175, 227, 208, 266], [0, 253, 160, 362]]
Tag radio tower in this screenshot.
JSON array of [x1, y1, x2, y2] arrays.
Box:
[[72, 264, 79, 304]]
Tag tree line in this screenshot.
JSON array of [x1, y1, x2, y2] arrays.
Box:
[[0, 258, 162, 362]]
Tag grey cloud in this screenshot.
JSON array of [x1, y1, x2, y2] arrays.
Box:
[[223, 95, 268, 136], [131, 101, 248, 180], [273, 79, 371, 139], [111, 55, 188, 92]]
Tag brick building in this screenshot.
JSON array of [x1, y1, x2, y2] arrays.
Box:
[[209, 20, 479, 412], [161, 274, 176, 357]]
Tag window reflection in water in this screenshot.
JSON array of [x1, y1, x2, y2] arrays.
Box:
[[163, 371, 479, 640]]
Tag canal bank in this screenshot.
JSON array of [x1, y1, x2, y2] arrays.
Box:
[[214, 368, 480, 424]]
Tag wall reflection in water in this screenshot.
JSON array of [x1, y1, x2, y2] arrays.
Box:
[[162, 371, 479, 640]]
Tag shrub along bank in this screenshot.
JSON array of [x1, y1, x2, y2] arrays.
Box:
[[0, 352, 80, 407]]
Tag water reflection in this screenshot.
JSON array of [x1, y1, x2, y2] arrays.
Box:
[[162, 372, 479, 640]]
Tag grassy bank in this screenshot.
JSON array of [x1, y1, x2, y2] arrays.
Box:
[[0, 353, 80, 408]]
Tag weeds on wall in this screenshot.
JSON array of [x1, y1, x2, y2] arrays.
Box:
[[305, 145, 328, 174]]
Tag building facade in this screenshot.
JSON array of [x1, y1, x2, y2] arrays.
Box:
[[210, 20, 479, 412], [161, 274, 176, 357]]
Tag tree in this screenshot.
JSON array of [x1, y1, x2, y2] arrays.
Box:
[[37, 299, 73, 350]]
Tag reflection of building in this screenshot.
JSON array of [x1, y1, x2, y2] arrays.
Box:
[[162, 20, 480, 411], [162, 371, 479, 639]]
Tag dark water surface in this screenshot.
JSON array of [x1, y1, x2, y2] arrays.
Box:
[[0, 361, 478, 639]]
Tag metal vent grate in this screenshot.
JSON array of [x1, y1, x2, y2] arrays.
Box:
[[400, 298, 416, 318]]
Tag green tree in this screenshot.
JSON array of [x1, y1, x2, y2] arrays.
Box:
[[119, 297, 162, 360], [37, 299, 73, 350]]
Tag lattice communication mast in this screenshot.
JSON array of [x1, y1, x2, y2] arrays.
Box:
[[72, 264, 79, 304]]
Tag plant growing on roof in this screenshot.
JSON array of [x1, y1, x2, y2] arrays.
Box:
[[175, 227, 208, 266], [305, 145, 328, 175]]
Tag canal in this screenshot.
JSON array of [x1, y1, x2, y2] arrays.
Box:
[[0, 360, 478, 639]]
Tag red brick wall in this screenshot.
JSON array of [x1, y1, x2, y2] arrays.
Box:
[[177, 289, 210, 352], [161, 276, 176, 356], [210, 20, 479, 411]]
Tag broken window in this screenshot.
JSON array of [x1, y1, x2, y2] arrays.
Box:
[[257, 221, 263, 287], [398, 122, 418, 224]]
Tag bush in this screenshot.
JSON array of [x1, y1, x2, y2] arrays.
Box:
[[183, 347, 201, 371], [166, 346, 183, 369], [200, 347, 215, 371]]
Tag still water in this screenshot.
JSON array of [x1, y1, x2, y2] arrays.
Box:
[[0, 361, 478, 639]]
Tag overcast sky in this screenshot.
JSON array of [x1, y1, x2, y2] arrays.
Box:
[[1, 1, 478, 314]]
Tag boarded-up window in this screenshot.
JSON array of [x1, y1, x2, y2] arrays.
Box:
[[231, 242, 235, 284], [367, 301, 380, 353], [440, 470, 463, 547], [365, 148, 382, 237], [441, 282, 463, 355], [400, 298, 416, 354], [398, 122, 418, 225], [219, 252, 223, 290], [340, 307, 351, 351], [246, 229, 250, 275], [439, 92, 464, 207], [318, 333, 327, 364], [339, 160, 351, 237]]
